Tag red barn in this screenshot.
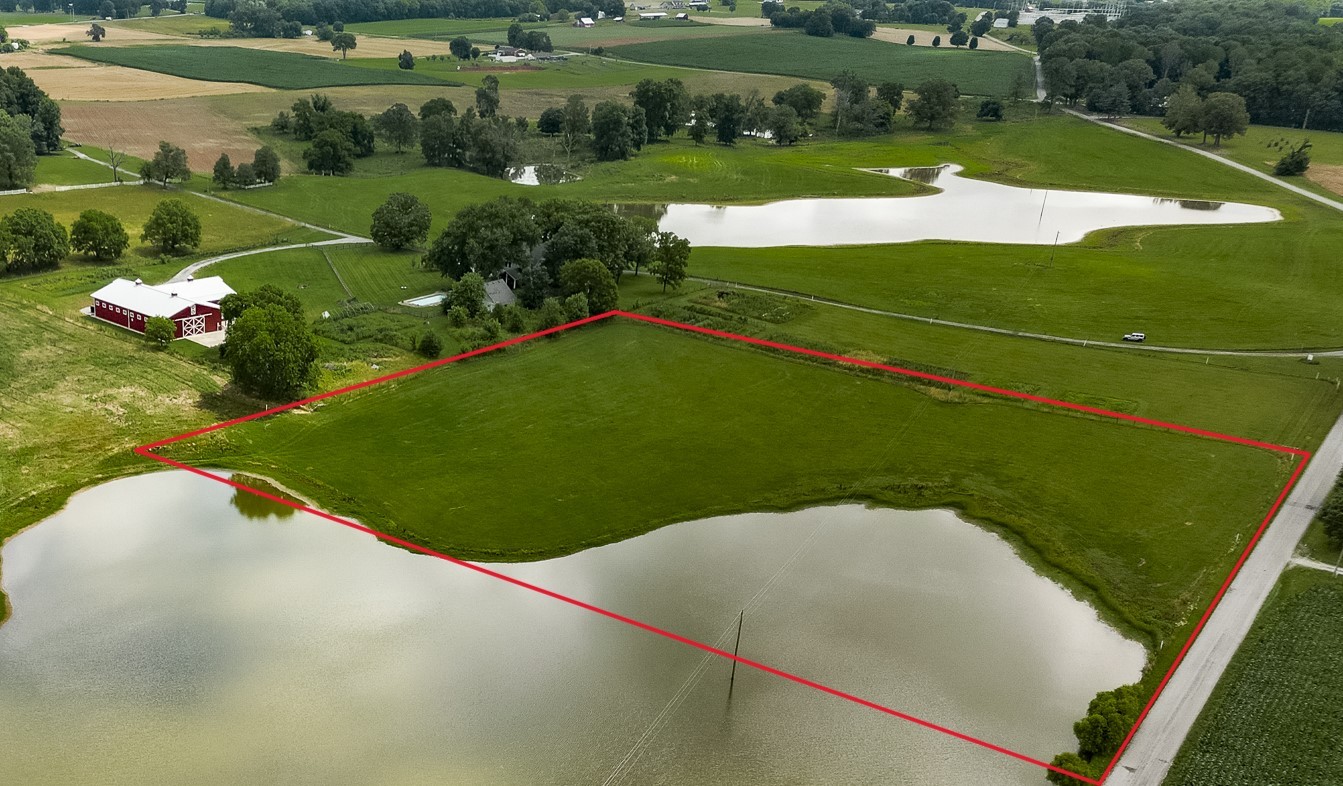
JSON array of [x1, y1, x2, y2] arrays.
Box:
[[89, 276, 235, 340]]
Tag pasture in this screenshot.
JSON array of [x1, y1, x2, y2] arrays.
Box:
[[33, 151, 116, 186], [162, 318, 1293, 657], [1164, 567, 1343, 786], [53, 45, 460, 89], [218, 112, 1343, 348], [612, 29, 1035, 96], [1119, 116, 1343, 199]]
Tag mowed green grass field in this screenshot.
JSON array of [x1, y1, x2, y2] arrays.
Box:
[[33, 151, 116, 186], [611, 29, 1035, 95], [219, 112, 1343, 348], [1164, 567, 1343, 786], [205, 244, 440, 317], [165, 319, 1293, 650], [53, 45, 460, 89]]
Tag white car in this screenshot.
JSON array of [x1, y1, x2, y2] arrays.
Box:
[[1122, 332, 1146, 343]]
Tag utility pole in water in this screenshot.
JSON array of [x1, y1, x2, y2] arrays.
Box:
[[728, 610, 744, 696]]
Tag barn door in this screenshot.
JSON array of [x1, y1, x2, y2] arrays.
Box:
[[180, 315, 206, 336]]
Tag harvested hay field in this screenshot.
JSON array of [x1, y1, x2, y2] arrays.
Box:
[[870, 25, 1015, 51], [61, 97, 265, 170], [27, 62, 270, 101], [188, 33, 464, 59], [10, 20, 179, 44], [0, 51, 102, 69]]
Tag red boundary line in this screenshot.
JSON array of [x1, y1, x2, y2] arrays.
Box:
[[133, 310, 1312, 785]]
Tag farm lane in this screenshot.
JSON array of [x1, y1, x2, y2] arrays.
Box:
[[687, 275, 1343, 358], [1289, 555, 1343, 575], [1106, 407, 1343, 786], [1066, 110, 1343, 214], [62, 149, 373, 283]]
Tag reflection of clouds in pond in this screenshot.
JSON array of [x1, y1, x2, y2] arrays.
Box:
[[640, 164, 1277, 248]]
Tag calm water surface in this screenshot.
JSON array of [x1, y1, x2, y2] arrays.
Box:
[[638, 163, 1279, 247], [0, 471, 1145, 784]]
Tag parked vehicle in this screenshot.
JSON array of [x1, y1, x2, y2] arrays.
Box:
[[1122, 332, 1146, 343]]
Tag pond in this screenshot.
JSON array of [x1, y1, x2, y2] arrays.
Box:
[[0, 471, 1145, 784], [508, 164, 580, 186], [631, 164, 1279, 247]]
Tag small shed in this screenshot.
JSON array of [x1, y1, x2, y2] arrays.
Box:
[[574, 16, 595, 27]]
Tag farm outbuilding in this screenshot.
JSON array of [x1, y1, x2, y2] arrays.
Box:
[[88, 275, 235, 341]]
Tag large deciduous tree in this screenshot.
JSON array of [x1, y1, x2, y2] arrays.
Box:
[[0, 207, 68, 274], [630, 78, 689, 142], [331, 31, 357, 59], [772, 83, 825, 124], [252, 145, 281, 183], [141, 198, 201, 253], [373, 102, 419, 152], [560, 95, 590, 158], [652, 231, 690, 292], [140, 140, 190, 187], [70, 209, 129, 260], [370, 192, 431, 251], [426, 196, 538, 279], [591, 100, 637, 161], [303, 129, 355, 175], [908, 78, 961, 129], [558, 257, 618, 313], [1200, 92, 1249, 146], [0, 113, 35, 190], [225, 304, 319, 401]]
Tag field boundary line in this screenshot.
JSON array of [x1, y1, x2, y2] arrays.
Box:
[[132, 310, 1312, 784]]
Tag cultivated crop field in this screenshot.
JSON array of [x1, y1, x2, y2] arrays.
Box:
[[54, 45, 460, 90], [612, 29, 1035, 96], [1164, 567, 1343, 785]]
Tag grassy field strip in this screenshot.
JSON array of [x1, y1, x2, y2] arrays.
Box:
[[53, 45, 461, 89]]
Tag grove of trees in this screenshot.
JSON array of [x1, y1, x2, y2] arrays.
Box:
[[1037, 0, 1343, 132], [0, 208, 68, 274]]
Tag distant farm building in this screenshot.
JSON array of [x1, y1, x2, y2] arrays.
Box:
[[88, 276, 235, 342], [574, 16, 595, 27], [639, 11, 667, 20]]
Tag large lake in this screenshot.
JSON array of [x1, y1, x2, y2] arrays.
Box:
[[634, 164, 1280, 247], [0, 471, 1145, 784]]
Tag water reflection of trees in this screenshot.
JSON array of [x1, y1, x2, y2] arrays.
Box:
[[229, 475, 298, 521], [610, 203, 669, 222], [892, 165, 950, 185], [1152, 198, 1224, 211]]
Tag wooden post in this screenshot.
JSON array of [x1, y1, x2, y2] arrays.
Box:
[[728, 610, 744, 695]]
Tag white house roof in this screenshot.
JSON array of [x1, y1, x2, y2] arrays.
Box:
[[90, 276, 235, 318], [578, 16, 595, 23]]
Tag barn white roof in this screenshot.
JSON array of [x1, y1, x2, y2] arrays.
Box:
[[90, 276, 235, 318]]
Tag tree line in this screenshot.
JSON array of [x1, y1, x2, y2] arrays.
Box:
[[0, 66, 65, 190], [1037, 0, 1343, 132], [421, 195, 689, 297]]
